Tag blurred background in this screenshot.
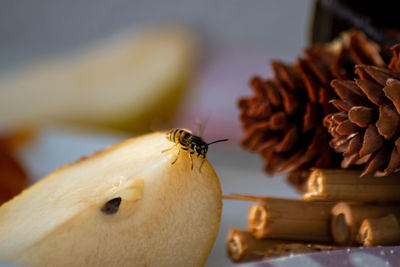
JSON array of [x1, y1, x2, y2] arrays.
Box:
[[0, 0, 315, 266]]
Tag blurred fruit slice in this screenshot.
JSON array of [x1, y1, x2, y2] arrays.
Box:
[[0, 132, 222, 267], [0, 26, 197, 133]]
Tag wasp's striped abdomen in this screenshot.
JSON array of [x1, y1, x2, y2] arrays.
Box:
[[166, 128, 192, 147]]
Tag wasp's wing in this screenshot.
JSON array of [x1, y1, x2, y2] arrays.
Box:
[[195, 117, 210, 137]]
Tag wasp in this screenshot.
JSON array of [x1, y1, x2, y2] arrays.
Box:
[[163, 128, 228, 171]]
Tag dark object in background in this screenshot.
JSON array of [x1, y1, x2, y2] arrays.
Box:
[[311, 0, 400, 46]]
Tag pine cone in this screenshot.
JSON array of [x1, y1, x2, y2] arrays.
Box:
[[324, 44, 400, 176], [239, 30, 386, 189]]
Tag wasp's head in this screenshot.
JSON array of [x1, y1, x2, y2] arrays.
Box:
[[189, 135, 208, 158], [189, 135, 228, 159]]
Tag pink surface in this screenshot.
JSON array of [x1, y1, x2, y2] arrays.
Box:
[[174, 42, 302, 144], [241, 246, 400, 267]]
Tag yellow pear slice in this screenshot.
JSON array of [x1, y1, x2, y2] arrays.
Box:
[[0, 132, 222, 267], [0, 27, 196, 133]]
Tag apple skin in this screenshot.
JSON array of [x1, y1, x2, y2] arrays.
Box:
[[0, 132, 222, 267]]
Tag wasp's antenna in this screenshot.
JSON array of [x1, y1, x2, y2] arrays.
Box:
[[207, 139, 229, 145]]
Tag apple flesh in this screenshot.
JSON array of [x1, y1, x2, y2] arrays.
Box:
[[0, 132, 222, 267]]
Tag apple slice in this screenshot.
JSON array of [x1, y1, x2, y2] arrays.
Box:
[[0, 132, 222, 267], [0, 26, 196, 133]]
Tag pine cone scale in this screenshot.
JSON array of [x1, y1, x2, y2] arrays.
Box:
[[382, 147, 400, 175], [342, 153, 359, 168], [376, 103, 400, 140], [258, 137, 280, 153], [336, 120, 358, 135], [348, 106, 374, 127], [329, 99, 351, 112], [271, 62, 302, 91], [319, 86, 337, 114], [298, 59, 319, 102], [383, 78, 400, 114], [278, 147, 310, 172], [331, 80, 370, 107], [356, 65, 400, 86], [388, 44, 400, 73], [331, 136, 349, 153], [268, 112, 287, 130], [276, 126, 298, 152], [359, 124, 384, 157], [304, 46, 334, 85], [348, 33, 385, 67], [331, 112, 347, 123], [280, 87, 298, 114], [343, 133, 362, 156], [265, 80, 282, 107], [362, 145, 391, 176], [355, 79, 386, 105]]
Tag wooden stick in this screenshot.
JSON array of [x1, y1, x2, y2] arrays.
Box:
[[226, 228, 342, 263], [248, 197, 334, 242], [357, 214, 400, 246], [330, 202, 400, 245], [302, 169, 400, 202], [226, 228, 282, 262], [223, 193, 264, 202]]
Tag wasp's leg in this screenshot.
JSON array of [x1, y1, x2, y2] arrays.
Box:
[[162, 144, 180, 165], [189, 152, 194, 170], [162, 144, 177, 153], [199, 158, 205, 173], [171, 148, 181, 165]]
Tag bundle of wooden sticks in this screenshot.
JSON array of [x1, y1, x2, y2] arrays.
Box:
[[225, 169, 400, 263]]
